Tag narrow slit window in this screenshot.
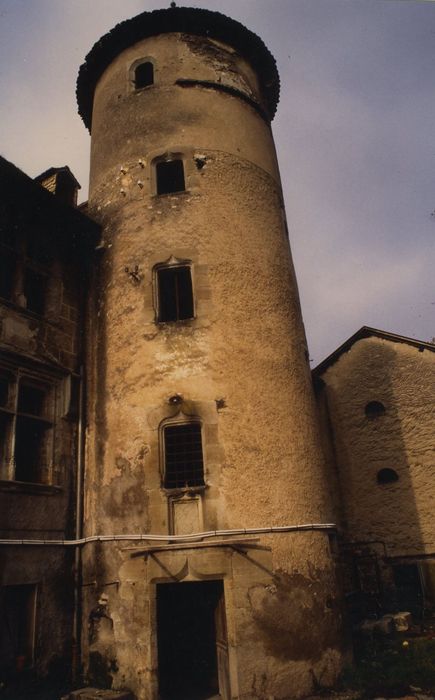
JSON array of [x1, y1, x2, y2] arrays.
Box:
[[157, 265, 194, 322], [164, 423, 205, 489], [156, 160, 185, 195], [135, 61, 154, 89]]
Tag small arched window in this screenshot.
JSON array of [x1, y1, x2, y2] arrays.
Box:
[[365, 401, 385, 419], [377, 468, 399, 485], [134, 61, 154, 89], [163, 421, 205, 489]]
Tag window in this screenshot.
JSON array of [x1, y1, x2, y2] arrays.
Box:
[[0, 231, 18, 302], [156, 159, 185, 195], [156, 264, 194, 323], [0, 368, 55, 484], [134, 61, 154, 89], [365, 401, 385, 419], [163, 422, 205, 489], [377, 468, 399, 485], [23, 268, 47, 315], [0, 585, 37, 671], [0, 233, 50, 316]]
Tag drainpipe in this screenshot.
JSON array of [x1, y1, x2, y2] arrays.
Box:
[[72, 363, 85, 683], [70, 225, 95, 684], [0, 523, 338, 546]]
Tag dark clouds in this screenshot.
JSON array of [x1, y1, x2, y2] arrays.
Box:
[[1, 0, 434, 362]]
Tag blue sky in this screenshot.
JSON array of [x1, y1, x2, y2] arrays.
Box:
[[1, 0, 434, 363]]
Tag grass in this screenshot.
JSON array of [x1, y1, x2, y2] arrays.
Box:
[[341, 636, 435, 697]]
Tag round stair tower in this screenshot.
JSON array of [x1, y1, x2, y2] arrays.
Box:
[[77, 7, 345, 699]]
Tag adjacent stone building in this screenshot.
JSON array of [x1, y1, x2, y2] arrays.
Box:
[[314, 327, 435, 623], [1, 6, 435, 700], [0, 157, 99, 678]]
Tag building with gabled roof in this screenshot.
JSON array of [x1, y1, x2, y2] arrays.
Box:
[[314, 327, 435, 622]]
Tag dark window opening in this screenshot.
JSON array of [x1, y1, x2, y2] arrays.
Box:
[[157, 581, 224, 700], [18, 383, 47, 417], [164, 422, 204, 489], [377, 468, 399, 485], [365, 401, 385, 419], [0, 376, 10, 408], [0, 237, 51, 316], [157, 265, 194, 322], [26, 238, 52, 266], [393, 564, 423, 619], [0, 413, 12, 470], [24, 268, 47, 315], [0, 585, 36, 672], [0, 230, 17, 248], [135, 61, 154, 89], [0, 373, 53, 484], [156, 160, 185, 195], [14, 417, 50, 483], [0, 250, 17, 301]]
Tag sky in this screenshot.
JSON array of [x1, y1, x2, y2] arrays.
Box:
[[0, 0, 434, 363]]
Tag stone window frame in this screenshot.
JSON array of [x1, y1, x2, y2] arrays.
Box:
[[0, 232, 53, 318], [152, 151, 187, 196], [143, 248, 213, 330], [129, 56, 156, 92], [0, 358, 61, 486], [159, 412, 206, 494], [146, 146, 200, 198], [153, 255, 195, 325]]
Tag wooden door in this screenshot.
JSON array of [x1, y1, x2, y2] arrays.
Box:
[[215, 589, 230, 700]]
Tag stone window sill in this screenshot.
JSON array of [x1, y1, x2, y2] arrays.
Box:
[[0, 480, 62, 495], [163, 485, 207, 497]]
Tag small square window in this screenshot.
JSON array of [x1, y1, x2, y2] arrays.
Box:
[[157, 265, 194, 323], [156, 160, 185, 195]]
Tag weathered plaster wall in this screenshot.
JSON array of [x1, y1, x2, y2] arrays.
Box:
[[0, 212, 87, 676], [317, 337, 435, 556], [88, 32, 279, 198], [83, 31, 344, 699]]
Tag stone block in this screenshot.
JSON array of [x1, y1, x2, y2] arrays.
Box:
[[63, 689, 134, 700], [393, 611, 412, 632]]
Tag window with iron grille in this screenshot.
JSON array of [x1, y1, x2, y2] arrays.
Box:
[[156, 265, 194, 323], [163, 422, 204, 489]]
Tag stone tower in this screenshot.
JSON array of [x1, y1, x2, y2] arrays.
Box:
[[77, 7, 344, 699]]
